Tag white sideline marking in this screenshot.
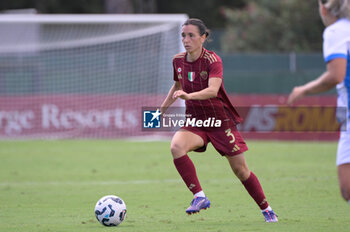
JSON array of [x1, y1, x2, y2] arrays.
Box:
[[0, 176, 335, 187], [0, 179, 183, 187]]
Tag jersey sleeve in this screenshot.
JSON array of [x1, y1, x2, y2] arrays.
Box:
[[208, 56, 223, 79], [173, 60, 179, 81], [323, 26, 348, 63]]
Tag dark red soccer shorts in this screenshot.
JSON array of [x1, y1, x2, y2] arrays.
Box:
[[182, 120, 248, 156]]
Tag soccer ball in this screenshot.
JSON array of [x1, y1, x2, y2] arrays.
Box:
[[94, 195, 127, 226]]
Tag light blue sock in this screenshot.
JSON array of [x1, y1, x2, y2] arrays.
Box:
[[261, 206, 272, 212], [194, 191, 205, 198]]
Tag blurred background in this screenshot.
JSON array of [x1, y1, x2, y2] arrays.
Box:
[[0, 0, 336, 140], [1, 3, 347, 232], [0, 0, 327, 94]]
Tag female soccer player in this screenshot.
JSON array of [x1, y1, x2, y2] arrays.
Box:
[[288, 0, 350, 205], [160, 18, 278, 222]]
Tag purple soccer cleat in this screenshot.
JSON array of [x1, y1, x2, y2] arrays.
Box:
[[262, 209, 278, 222], [185, 196, 211, 215]]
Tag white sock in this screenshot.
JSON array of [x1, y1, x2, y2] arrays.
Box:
[[194, 191, 205, 198], [348, 200, 350, 206], [261, 206, 272, 212]]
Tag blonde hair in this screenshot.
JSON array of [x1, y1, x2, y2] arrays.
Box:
[[322, 0, 350, 19]]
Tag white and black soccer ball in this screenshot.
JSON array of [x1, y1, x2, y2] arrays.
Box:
[[94, 195, 127, 226]]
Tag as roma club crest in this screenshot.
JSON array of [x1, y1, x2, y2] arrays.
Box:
[[200, 71, 208, 80]]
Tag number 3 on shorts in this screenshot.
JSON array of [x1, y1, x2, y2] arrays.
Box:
[[225, 129, 235, 144]]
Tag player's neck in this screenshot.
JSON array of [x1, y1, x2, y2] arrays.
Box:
[[186, 47, 203, 62]]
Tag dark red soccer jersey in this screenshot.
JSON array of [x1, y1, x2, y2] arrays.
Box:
[[172, 48, 242, 124]]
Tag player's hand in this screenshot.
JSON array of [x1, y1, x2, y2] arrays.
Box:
[[173, 90, 191, 100], [160, 107, 167, 116], [287, 86, 306, 105]]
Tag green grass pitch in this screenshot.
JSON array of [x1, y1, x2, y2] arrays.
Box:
[[0, 139, 349, 232]]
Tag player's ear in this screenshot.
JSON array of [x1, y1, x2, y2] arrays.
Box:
[[319, 1, 328, 17], [200, 34, 206, 44]]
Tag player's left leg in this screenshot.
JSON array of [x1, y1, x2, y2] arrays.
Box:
[[337, 163, 350, 205], [209, 123, 277, 221], [226, 154, 278, 222]]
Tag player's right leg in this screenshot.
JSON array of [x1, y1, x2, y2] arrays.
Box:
[[170, 129, 205, 159], [336, 130, 350, 205], [338, 163, 350, 205], [170, 129, 210, 214]]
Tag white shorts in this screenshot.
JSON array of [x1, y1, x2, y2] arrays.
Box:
[[337, 123, 350, 166]]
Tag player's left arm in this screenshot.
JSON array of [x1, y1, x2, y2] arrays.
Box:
[[287, 58, 347, 104], [173, 77, 222, 100], [173, 57, 223, 100]]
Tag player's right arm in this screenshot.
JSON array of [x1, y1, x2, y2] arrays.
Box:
[[288, 24, 348, 105], [287, 57, 346, 105], [160, 81, 181, 115]]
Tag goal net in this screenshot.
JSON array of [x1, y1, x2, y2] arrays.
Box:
[[0, 14, 187, 139]]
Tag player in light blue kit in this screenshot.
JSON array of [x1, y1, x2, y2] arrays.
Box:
[[288, 0, 350, 205]]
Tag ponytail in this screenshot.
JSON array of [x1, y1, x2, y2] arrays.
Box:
[[183, 18, 210, 39], [322, 0, 350, 19]]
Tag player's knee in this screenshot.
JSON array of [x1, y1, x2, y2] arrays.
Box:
[[170, 142, 186, 159], [232, 164, 250, 181], [340, 185, 350, 201]]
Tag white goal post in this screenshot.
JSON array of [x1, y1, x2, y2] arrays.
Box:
[[0, 14, 188, 139]]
